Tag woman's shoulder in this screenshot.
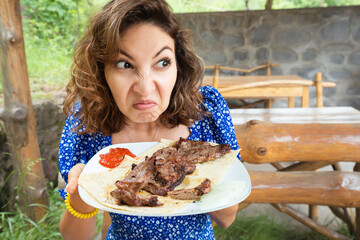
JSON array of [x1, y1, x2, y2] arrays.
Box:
[[63, 102, 106, 140], [199, 85, 222, 101], [199, 85, 228, 113]]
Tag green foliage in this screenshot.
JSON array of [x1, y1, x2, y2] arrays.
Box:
[[0, 184, 104, 240], [167, 0, 360, 13], [21, 0, 81, 48], [213, 214, 354, 240], [18, 0, 85, 100], [272, 0, 360, 9], [0, 185, 63, 240]]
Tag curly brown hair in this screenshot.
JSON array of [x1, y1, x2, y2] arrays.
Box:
[[63, 0, 206, 136]]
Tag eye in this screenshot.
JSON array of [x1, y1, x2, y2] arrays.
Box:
[[155, 59, 171, 69], [116, 61, 132, 69]]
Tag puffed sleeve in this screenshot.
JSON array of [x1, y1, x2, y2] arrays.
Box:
[[57, 104, 98, 198], [193, 86, 240, 160]]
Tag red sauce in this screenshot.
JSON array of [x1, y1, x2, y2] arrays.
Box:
[[99, 148, 136, 168]]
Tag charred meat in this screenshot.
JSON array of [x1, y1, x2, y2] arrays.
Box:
[[114, 156, 154, 192], [174, 137, 231, 164], [110, 138, 231, 207], [168, 178, 212, 200], [110, 188, 163, 207]]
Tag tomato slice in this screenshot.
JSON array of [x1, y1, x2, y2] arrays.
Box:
[[99, 148, 136, 168]]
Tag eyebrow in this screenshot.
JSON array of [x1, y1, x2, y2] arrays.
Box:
[[119, 46, 173, 60]]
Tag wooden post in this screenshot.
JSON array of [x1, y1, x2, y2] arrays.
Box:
[[0, 0, 48, 221], [213, 64, 219, 89], [265, 0, 273, 10], [265, 61, 271, 76], [301, 86, 309, 107], [315, 72, 324, 107], [288, 97, 295, 108]]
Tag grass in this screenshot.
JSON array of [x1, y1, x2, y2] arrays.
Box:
[[24, 38, 73, 101], [0, 184, 104, 240], [214, 214, 354, 240], [0, 184, 63, 239]]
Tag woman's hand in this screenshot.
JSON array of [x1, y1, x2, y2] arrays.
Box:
[[60, 163, 97, 240], [65, 163, 95, 214], [209, 204, 238, 229]]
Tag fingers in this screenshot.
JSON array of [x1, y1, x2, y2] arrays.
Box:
[[66, 163, 85, 194]]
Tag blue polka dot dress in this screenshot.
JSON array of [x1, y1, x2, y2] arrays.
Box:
[[58, 86, 240, 239]]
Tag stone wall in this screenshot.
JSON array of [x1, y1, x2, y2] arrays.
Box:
[[176, 6, 360, 108], [0, 100, 65, 192]]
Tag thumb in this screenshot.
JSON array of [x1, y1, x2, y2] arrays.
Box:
[[65, 163, 85, 194]]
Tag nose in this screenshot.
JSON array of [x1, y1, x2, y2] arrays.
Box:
[[133, 69, 155, 95]]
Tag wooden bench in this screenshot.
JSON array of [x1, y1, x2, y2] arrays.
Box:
[[231, 107, 360, 240], [203, 63, 336, 108]]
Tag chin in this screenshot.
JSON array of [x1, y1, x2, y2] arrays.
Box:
[[132, 113, 160, 123]]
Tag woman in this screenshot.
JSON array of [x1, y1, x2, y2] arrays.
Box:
[[59, 0, 240, 239]]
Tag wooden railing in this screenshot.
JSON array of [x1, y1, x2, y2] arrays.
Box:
[[233, 118, 360, 240]]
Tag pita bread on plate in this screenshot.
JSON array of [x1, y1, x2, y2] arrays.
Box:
[[78, 139, 239, 214]]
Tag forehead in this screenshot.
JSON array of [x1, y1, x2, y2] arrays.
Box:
[[119, 23, 175, 52]]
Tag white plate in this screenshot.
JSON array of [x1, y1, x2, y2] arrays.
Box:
[[78, 142, 251, 216]]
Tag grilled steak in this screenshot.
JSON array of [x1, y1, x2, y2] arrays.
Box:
[[115, 156, 154, 192], [110, 188, 162, 207], [168, 178, 212, 200], [174, 138, 231, 164], [151, 146, 196, 175], [144, 156, 186, 196], [110, 138, 231, 206]]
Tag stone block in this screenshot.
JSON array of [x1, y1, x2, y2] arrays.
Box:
[[273, 48, 297, 63], [346, 84, 360, 95], [200, 31, 216, 45], [329, 68, 352, 81], [298, 12, 319, 25], [323, 86, 337, 97], [220, 34, 244, 46], [233, 50, 249, 61], [279, 13, 296, 24], [348, 51, 360, 65], [330, 54, 344, 64], [202, 51, 227, 64], [221, 16, 244, 29], [251, 24, 271, 46], [290, 65, 326, 80], [322, 10, 343, 18], [302, 48, 317, 61], [320, 20, 350, 42], [256, 48, 269, 63], [274, 29, 310, 47], [354, 26, 360, 42]]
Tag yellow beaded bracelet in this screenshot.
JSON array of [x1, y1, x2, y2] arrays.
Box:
[[65, 193, 99, 219]]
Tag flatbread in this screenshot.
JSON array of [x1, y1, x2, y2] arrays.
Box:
[[78, 139, 239, 214]]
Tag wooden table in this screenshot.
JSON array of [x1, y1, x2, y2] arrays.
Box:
[[230, 106, 360, 124], [202, 75, 336, 107], [230, 107, 360, 240]]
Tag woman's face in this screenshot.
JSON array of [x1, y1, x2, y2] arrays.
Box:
[[104, 23, 177, 125]]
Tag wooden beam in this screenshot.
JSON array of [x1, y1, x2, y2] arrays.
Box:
[[0, 0, 48, 221], [235, 120, 360, 164], [245, 171, 360, 207], [265, 0, 273, 10]]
